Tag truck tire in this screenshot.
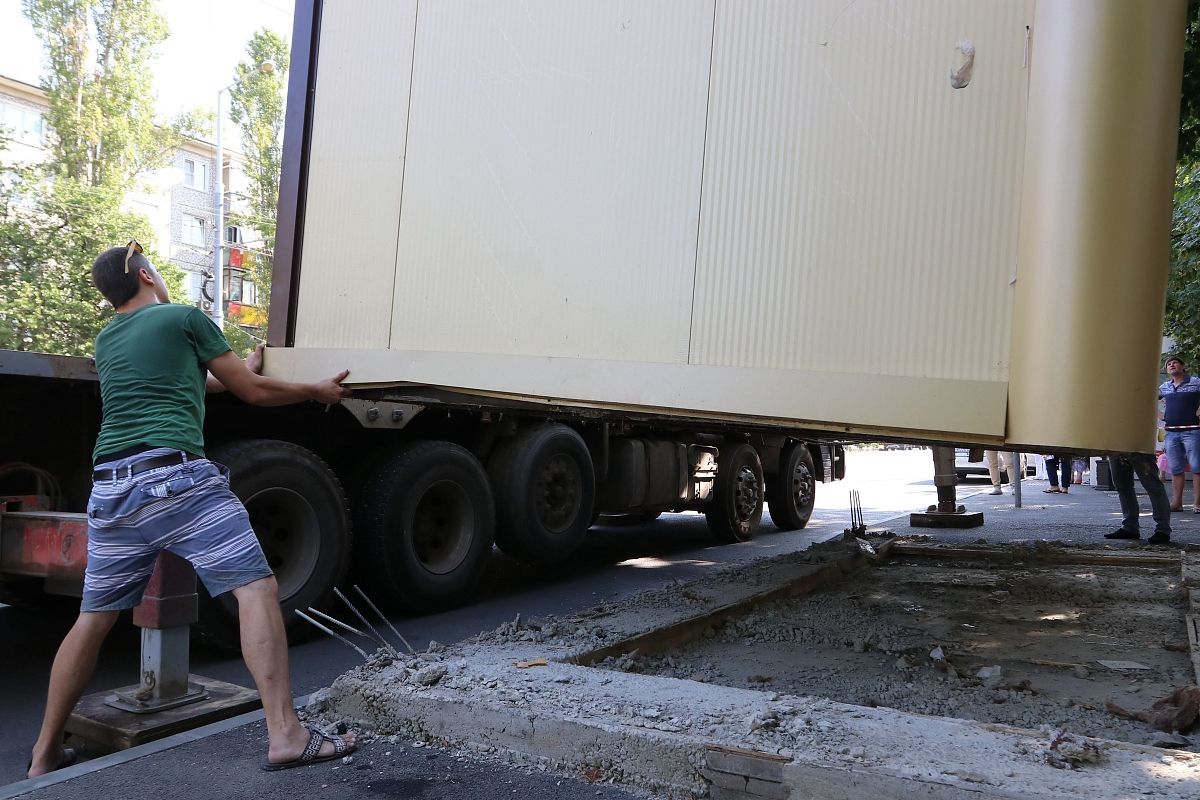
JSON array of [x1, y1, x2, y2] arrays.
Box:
[[196, 440, 351, 650], [487, 424, 595, 563], [356, 441, 494, 611], [766, 443, 816, 531], [705, 443, 764, 543]]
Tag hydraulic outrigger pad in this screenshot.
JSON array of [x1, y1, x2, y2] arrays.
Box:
[[909, 445, 983, 528]]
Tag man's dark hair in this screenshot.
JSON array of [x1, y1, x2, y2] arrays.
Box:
[[91, 246, 147, 308]]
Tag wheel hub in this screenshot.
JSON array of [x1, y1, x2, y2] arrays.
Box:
[[245, 487, 321, 602], [791, 461, 815, 509], [535, 454, 582, 534], [412, 480, 474, 575], [733, 465, 760, 521]]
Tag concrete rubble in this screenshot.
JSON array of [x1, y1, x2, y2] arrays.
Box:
[[306, 540, 1200, 798]]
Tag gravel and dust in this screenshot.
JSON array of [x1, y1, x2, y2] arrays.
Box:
[[600, 557, 1198, 750], [312, 540, 1200, 797]]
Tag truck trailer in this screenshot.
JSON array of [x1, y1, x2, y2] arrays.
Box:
[[0, 0, 1186, 646]]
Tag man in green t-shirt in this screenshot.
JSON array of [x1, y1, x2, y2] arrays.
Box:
[[28, 244, 357, 776]]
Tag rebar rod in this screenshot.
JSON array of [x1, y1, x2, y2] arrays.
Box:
[[295, 610, 371, 660], [353, 584, 416, 654], [334, 587, 399, 657], [306, 607, 369, 641]]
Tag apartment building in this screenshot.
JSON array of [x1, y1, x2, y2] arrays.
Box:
[[0, 74, 264, 327]]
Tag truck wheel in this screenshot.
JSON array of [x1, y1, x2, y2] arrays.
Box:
[[706, 443, 764, 543], [196, 440, 351, 650], [766, 443, 816, 531], [356, 441, 494, 611], [488, 424, 595, 563]]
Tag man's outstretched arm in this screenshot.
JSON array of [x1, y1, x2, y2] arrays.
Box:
[[206, 347, 351, 407], [206, 344, 266, 394]]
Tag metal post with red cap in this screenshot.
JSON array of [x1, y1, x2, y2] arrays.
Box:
[[106, 552, 209, 713]]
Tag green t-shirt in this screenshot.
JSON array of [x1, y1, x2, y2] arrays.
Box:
[[92, 303, 232, 463]]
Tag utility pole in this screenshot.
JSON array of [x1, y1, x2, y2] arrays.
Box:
[[212, 85, 228, 329]]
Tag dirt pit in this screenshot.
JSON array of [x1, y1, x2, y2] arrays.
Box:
[[598, 556, 1199, 750]]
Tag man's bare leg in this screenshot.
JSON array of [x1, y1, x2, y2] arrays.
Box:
[[1173, 473, 1186, 509], [28, 611, 119, 778], [232, 577, 355, 764], [1192, 472, 1200, 510]]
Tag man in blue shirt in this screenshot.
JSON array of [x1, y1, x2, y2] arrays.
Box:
[[1159, 356, 1200, 512]]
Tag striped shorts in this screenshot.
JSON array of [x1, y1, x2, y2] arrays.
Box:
[[83, 448, 274, 612]]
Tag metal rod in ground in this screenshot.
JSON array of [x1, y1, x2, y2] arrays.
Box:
[[353, 584, 415, 654], [295, 610, 371, 661], [334, 587, 400, 658], [306, 607, 370, 641]]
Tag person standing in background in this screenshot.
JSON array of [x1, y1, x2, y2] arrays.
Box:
[[984, 450, 1018, 496], [1044, 453, 1074, 494], [1159, 356, 1200, 513], [1105, 453, 1173, 544]]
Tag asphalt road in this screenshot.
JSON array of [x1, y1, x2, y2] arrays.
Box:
[[4, 448, 1193, 797]]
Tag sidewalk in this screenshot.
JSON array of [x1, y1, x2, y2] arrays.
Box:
[[3, 708, 643, 800], [928, 474, 1200, 548]]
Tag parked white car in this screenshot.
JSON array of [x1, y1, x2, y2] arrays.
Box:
[[954, 448, 1032, 482]]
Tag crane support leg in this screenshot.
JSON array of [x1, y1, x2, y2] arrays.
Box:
[[910, 446, 984, 528]]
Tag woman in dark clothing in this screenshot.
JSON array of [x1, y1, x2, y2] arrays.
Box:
[[1044, 454, 1074, 493]]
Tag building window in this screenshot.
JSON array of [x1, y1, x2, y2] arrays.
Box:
[[0, 101, 45, 146], [181, 214, 206, 247], [188, 270, 205, 302], [182, 158, 207, 190], [223, 268, 258, 305], [225, 225, 242, 245]]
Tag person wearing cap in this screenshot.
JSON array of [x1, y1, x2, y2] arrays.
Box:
[[1159, 355, 1200, 512]]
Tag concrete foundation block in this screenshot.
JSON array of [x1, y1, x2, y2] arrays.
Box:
[[783, 763, 1008, 800], [702, 767, 749, 792], [710, 788, 755, 800], [745, 776, 790, 799], [705, 744, 789, 783]]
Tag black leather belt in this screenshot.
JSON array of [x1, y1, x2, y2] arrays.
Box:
[[92, 452, 196, 483]]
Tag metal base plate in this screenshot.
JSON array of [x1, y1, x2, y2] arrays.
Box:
[[107, 683, 209, 714], [67, 674, 259, 752], [909, 510, 985, 529]]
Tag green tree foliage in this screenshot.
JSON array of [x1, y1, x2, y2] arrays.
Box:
[[0, 175, 183, 355], [227, 28, 289, 327], [1166, 168, 1200, 368], [1180, 1, 1200, 166], [0, 0, 194, 355], [1167, 2, 1200, 364], [22, 0, 202, 189]]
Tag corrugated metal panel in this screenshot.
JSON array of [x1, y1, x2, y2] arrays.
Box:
[[388, 1, 714, 363], [690, 0, 1034, 383], [293, 0, 417, 348]]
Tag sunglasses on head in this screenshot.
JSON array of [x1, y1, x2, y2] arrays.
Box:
[[124, 239, 143, 274]]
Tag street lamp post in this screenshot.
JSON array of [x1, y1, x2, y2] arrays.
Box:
[[212, 60, 275, 329]]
